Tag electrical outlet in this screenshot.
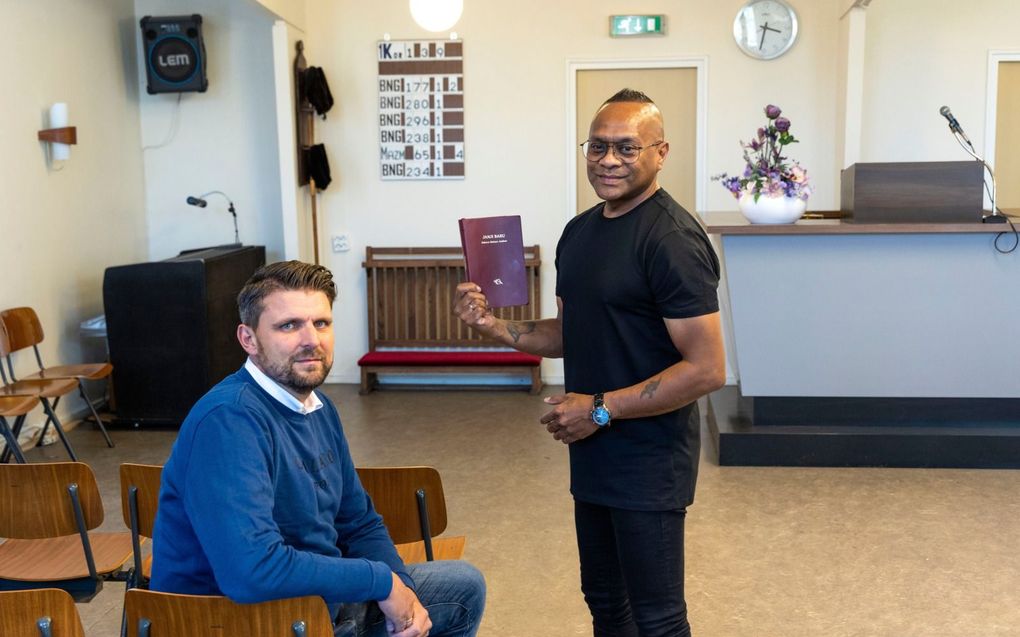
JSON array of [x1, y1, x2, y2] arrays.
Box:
[[332, 234, 351, 253]]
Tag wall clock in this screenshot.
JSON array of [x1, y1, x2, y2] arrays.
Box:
[[733, 0, 799, 60]]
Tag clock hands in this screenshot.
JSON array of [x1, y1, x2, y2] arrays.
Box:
[[757, 21, 782, 50]]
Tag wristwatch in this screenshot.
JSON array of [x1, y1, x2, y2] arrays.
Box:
[[590, 393, 612, 427]]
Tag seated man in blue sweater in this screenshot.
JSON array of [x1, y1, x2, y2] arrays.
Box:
[[151, 261, 485, 637]]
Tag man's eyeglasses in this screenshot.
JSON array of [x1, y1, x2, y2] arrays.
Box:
[[580, 140, 664, 164]]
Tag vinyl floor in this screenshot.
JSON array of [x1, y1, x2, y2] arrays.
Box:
[[15, 384, 1020, 637]]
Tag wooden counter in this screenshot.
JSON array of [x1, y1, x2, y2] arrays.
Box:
[[703, 211, 1018, 235]]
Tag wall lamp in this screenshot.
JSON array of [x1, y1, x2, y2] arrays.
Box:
[[38, 103, 76, 163], [410, 0, 463, 32]]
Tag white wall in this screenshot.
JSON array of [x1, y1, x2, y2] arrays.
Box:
[[304, 0, 843, 383], [0, 0, 147, 420], [137, 0, 286, 262], [860, 0, 1020, 164]]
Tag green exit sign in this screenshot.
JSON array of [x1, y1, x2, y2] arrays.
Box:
[[610, 15, 666, 37]]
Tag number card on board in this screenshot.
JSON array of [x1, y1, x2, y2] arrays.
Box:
[[377, 39, 465, 180]]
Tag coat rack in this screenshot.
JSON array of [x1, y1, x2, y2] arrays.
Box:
[[294, 41, 320, 264]]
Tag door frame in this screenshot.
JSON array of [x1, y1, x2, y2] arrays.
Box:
[[565, 57, 708, 220], [984, 50, 1020, 210]]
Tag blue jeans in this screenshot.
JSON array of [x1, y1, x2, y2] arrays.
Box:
[[334, 561, 485, 637], [575, 500, 690, 637]]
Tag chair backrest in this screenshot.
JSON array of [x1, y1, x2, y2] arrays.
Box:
[[0, 462, 104, 538], [356, 466, 450, 544], [124, 589, 334, 637], [0, 588, 86, 637], [0, 307, 44, 353], [119, 463, 163, 539]]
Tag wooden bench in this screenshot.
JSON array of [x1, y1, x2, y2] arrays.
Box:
[[358, 246, 543, 394]]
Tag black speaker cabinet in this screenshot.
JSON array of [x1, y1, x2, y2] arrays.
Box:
[[103, 245, 265, 425], [140, 14, 209, 94]]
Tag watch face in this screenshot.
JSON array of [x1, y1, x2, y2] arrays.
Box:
[[593, 407, 611, 426], [733, 0, 798, 60]]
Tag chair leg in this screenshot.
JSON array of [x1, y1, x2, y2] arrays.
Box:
[[0, 415, 27, 463], [39, 397, 77, 461], [78, 379, 114, 448], [36, 395, 59, 445]]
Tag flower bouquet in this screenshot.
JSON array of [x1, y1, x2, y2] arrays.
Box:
[[714, 104, 812, 224]]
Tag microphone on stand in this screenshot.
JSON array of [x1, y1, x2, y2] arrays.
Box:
[[939, 106, 973, 149], [939, 106, 1006, 224], [186, 191, 241, 243]]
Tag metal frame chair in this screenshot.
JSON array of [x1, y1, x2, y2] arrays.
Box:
[[124, 588, 334, 637], [119, 463, 162, 590], [0, 307, 114, 449], [356, 466, 466, 563], [1, 395, 39, 463], [0, 462, 134, 601], [0, 588, 86, 637], [0, 319, 79, 462]]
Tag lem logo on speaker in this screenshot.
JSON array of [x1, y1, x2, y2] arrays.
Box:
[[140, 14, 209, 94]]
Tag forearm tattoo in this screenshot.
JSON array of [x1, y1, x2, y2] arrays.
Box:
[[640, 378, 661, 400], [506, 321, 536, 343]]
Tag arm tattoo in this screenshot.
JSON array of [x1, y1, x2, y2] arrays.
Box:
[[506, 321, 536, 343], [640, 378, 661, 400]]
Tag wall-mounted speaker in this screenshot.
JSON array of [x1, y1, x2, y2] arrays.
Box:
[[140, 14, 208, 94]]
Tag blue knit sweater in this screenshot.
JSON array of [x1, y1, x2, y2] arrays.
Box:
[[150, 367, 409, 605]]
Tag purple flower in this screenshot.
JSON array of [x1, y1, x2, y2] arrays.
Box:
[[713, 105, 810, 201]]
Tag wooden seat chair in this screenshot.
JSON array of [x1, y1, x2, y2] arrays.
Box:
[[0, 588, 86, 637], [124, 588, 334, 637], [1, 395, 39, 464], [356, 466, 466, 564], [119, 463, 162, 589], [0, 462, 134, 601], [0, 319, 80, 462], [0, 307, 114, 449]]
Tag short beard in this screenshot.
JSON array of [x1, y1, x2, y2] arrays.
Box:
[[253, 348, 332, 395]]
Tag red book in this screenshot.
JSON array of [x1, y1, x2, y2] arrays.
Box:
[[458, 215, 528, 308]]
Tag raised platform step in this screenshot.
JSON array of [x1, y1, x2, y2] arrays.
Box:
[[707, 386, 1020, 468]]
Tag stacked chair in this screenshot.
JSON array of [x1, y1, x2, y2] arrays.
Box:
[[0, 318, 79, 462], [0, 395, 39, 464], [0, 307, 114, 455]]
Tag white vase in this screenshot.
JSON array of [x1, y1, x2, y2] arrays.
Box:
[[738, 193, 807, 224]]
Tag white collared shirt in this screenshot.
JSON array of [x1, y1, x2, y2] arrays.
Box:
[[244, 358, 324, 415]]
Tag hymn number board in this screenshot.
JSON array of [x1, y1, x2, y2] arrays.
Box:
[[377, 39, 465, 180]]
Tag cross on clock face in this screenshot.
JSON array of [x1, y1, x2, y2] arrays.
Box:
[[733, 0, 799, 60]]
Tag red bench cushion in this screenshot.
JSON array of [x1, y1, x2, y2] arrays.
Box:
[[358, 351, 541, 367]]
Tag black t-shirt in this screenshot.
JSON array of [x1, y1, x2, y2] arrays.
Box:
[[555, 188, 720, 510]]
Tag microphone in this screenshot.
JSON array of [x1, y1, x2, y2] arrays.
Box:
[[186, 191, 242, 242], [939, 106, 972, 147], [939, 106, 961, 131], [938, 107, 1006, 223]]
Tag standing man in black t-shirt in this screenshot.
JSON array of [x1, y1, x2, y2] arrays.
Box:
[[454, 88, 725, 636]]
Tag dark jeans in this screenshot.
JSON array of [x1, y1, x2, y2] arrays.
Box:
[[575, 500, 690, 637], [333, 560, 485, 637]]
